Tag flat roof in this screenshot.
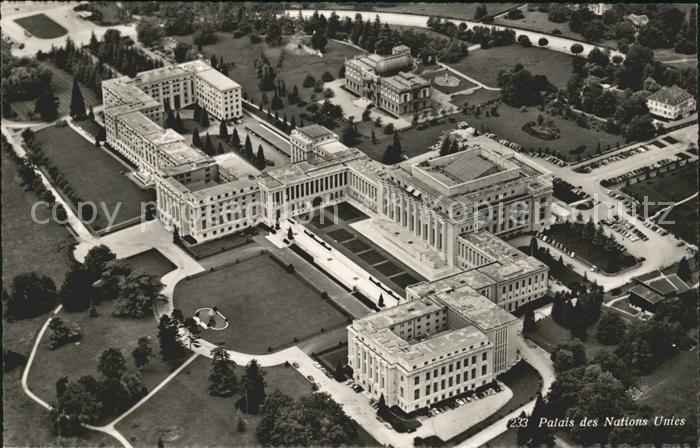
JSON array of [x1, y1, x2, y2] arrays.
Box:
[[434, 288, 519, 331], [407, 269, 496, 298], [297, 124, 335, 139], [195, 67, 240, 90]]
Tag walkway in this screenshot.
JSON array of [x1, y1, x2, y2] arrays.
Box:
[[438, 62, 500, 91]]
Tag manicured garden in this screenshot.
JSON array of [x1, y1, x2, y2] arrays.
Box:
[[622, 161, 698, 216], [116, 357, 314, 447], [543, 222, 638, 273], [172, 254, 349, 353], [447, 45, 576, 89], [14, 13, 67, 39], [419, 68, 476, 94], [32, 125, 156, 232], [462, 102, 621, 160], [1, 149, 73, 285]]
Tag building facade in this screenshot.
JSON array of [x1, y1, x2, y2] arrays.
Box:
[[345, 45, 432, 119], [348, 281, 522, 412], [646, 86, 696, 120]]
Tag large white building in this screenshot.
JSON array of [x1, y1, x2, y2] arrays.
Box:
[[646, 86, 696, 120], [103, 66, 550, 405], [348, 275, 522, 412]]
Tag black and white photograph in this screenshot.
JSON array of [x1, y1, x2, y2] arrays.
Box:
[[1, 2, 698, 447]]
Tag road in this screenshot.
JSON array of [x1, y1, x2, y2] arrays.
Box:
[[527, 124, 698, 289], [287, 9, 625, 60]]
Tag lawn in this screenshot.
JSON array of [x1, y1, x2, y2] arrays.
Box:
[[171, 33, 362, 132], [33, 125, 156, 233], [658, 195, 699, 244], [27, 302, 172, 424], [317, 345, 349, 372], [654, 47, 698, 71], [494, 10, 585, 42], [637, 348, 699, 445], [355, 117, 458, 161], [116, 356, 314, 447], [544, 224, 637, 273], [14, 13, 67, 39], [622, 162, 698, 217], [1, 149, 74, 286], [448, 45, 575, 89], [123, 249, 176, 279], [10, 61, 100, 123], [419, 68, 476, 95], [172, 254, 349, 353], [526, 317, 618, 358]]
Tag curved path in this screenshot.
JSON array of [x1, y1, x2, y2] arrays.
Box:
[[286, 9, 625, 60]]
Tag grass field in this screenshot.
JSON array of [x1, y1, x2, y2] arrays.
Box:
[[658, 195, 699, 244], [25, 249, 183, 423], [33, 125, 156, 232], [544, 224, 636, 273], [173, 255, 348, 353], [637, 348, 699, 445], [116, 357, 313, 447], [172, 33, 362, 131], [464, 103, 622, 160], [14, 13, 67, 39], [1, 150, 74, 286], [317, 345, 349, 371], [494, 10, 585, 41], [448, 45, 575, 89], [622, 162, 698, 216], [11, 61, 100, 122], [526, 317, 619, 358], [420, 68, 477, 94], [654, 47, 699, 71]]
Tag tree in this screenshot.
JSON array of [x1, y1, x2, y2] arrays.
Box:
[[538, 37, 549, 47], [59, 263, 93, 312], [173, 42, 192, 63], [204, 133, 214, 155], [265, 22, 283, 46], [83, 245, 116, 281], [219, 121, 228, 139], [51, 378, 102, 436], [183, 317, 201, 348], [527, 393, 554, 447], [98, 348, 127, 380], [677, 257, 691, 281], [310, 28, 328, 52], [48, 316, 82, 349], [474, 4, 488, 20], [242, 359, 266, 413], [624, 114, 656, 142], [378, 294, 384, 308], [111, 273, 164, 318], [552, 339, 587, 373], [255, 145, 266, 170], [136, 19, 163, 47], [35, 90, 59, 121], [244, 135, 253, 159], [515, 410, 529, 445], [5, 272, 57, 319], [192, 128, 201, 147], [132, 337, 153, 370], [69, 78, 86, 118], [231, 127, 241, 148], [596, 311, 626, 345], [200, 108, 210, 127], [157, 314, 186, 367], [523, 309, 536, 333], [570, 43, 584, 55], [209, 344, 237, 397]]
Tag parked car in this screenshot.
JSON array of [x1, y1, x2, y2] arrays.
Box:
[[307, 375, 315, 382], [292, 362, 300, 369]]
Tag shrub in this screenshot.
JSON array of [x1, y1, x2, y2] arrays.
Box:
[[302, 75, 316, 88], [570, 43, 584, 54], [552, 29, 562, 36], [538, 37, 549, 46], [382, 123, 394, 135], [321, 71, 334, 82]]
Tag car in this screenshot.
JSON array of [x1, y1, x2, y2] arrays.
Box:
[[307, 375, 315, 382], [384, 422, 393, 430], [292, 362, 300, 369], [344, 379, 353, 385], [376, 415, 384, 423], [313, 362, 321, 369]]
